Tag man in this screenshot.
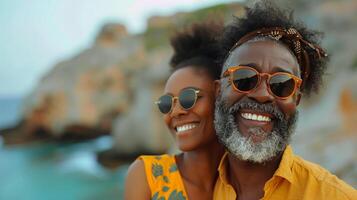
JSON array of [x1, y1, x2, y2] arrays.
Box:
[[213, 2, 356, 200]]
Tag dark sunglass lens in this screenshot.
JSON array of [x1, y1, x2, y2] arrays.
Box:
[[179, 89, 197, 110], [232, 68, 259, 91], [157, 95, 172, 113], [270, 74, 295, 98]]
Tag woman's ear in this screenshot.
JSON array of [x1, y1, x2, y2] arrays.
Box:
[[214, 80, 221, 98]]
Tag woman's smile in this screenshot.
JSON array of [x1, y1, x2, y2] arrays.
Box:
[[175, 122, 199, 133]]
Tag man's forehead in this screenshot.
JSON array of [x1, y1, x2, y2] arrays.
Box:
[[222, 40, 300, 75], [223, 49, 240, 71]]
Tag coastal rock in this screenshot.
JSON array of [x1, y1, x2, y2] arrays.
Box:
[[21, 23, 144, 139], [111, 49, 174, 155]]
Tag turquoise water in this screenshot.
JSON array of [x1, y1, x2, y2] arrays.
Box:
[[0, 137, 128, 200], [0, 97, 128, 199]]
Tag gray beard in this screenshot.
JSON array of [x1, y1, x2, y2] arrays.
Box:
[[214, 96, 298, 164]]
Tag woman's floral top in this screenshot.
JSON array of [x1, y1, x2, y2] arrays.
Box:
[[139, 154, 188, 200]]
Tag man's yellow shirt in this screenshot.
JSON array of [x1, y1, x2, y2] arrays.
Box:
[[213, 146, 357, 200]]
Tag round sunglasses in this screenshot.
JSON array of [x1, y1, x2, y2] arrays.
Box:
[[155, 88, 200, 114], [222, 66, 302, 99]]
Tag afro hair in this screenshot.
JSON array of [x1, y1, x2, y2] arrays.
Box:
[[220, 1, 329, 95], [170, 21, 224, 80]]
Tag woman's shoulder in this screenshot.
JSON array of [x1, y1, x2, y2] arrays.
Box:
[[124, 158, 151, 199], [124, 154, 180, 199]]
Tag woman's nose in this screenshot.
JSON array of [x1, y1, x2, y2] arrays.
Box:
[[169, 99, 188, 118]]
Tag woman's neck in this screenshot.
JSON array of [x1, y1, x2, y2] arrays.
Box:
[[176, 141, 224, 191]]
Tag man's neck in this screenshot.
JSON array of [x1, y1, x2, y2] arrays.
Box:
[[226, 151, 284, 200]]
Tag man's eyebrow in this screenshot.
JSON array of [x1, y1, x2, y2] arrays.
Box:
[[239, 63, 258, 68], [272, 66, 295, 74], [237, 63, 260, 71], [238, 63, 295, 74]]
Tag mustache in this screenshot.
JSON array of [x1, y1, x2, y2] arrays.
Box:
[[222, 98, 285, 122]]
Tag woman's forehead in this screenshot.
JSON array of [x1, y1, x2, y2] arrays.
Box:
[[164, 67, 214, 94]]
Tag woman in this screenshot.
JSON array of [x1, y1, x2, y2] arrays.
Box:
[[124, 22, 224, 200]]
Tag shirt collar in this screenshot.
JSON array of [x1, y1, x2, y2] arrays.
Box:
[[217, 151, 230, 185], [217, 146, 294, 184], [273, 145, 294, 183]]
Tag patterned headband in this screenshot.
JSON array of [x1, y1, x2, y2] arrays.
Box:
[[229, 27, 328, 85]]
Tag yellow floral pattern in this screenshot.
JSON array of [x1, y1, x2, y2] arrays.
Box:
[[140, 155, 188, 200]]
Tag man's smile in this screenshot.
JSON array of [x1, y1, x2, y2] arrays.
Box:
[[240, 112, 271, 122], [235, 109, 275, 141]]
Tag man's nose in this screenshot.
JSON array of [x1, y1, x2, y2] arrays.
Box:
[[246, 78, 274, 103]]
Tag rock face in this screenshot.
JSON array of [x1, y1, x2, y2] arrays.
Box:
[[111, 49, 174, 154], [22, 23, 144, 138]]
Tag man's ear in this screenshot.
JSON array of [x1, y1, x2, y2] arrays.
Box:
[[214, 80, 221, 98], [295, 93, 302, 106]]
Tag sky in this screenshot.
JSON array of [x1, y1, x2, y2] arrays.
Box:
[[0, 0, 238, 97]]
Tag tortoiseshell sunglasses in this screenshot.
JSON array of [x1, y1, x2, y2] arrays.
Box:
[[222, 66, 302, 99]]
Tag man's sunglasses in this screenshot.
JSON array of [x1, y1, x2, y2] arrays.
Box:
[[222, 66, 302, 99], [155, 88, 200, 114]]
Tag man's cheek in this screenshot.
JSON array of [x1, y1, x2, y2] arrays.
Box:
[[277, 102, 298, 120], [221, 89, 241, 107]]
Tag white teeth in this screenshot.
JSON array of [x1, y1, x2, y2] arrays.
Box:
[[241, 113, 271, 122], [252, 114, 258, 120], [176, 123, 197, 133]]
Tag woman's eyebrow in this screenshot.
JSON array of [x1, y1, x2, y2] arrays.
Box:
[[181, 86, 200, 91]]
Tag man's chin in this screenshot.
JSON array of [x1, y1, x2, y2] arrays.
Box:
[[226, 132, 285, 164], [214, 96, 297, 164], [227, 116, 285, 163], [245, 127, 270, 143]]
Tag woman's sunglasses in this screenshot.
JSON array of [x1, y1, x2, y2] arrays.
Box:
[[222, 66, 302, 99], [155, 88, 200, 114]]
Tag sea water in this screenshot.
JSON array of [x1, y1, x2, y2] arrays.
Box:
[[0, 97, 128, 200], [0, 136, 128, 200]]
